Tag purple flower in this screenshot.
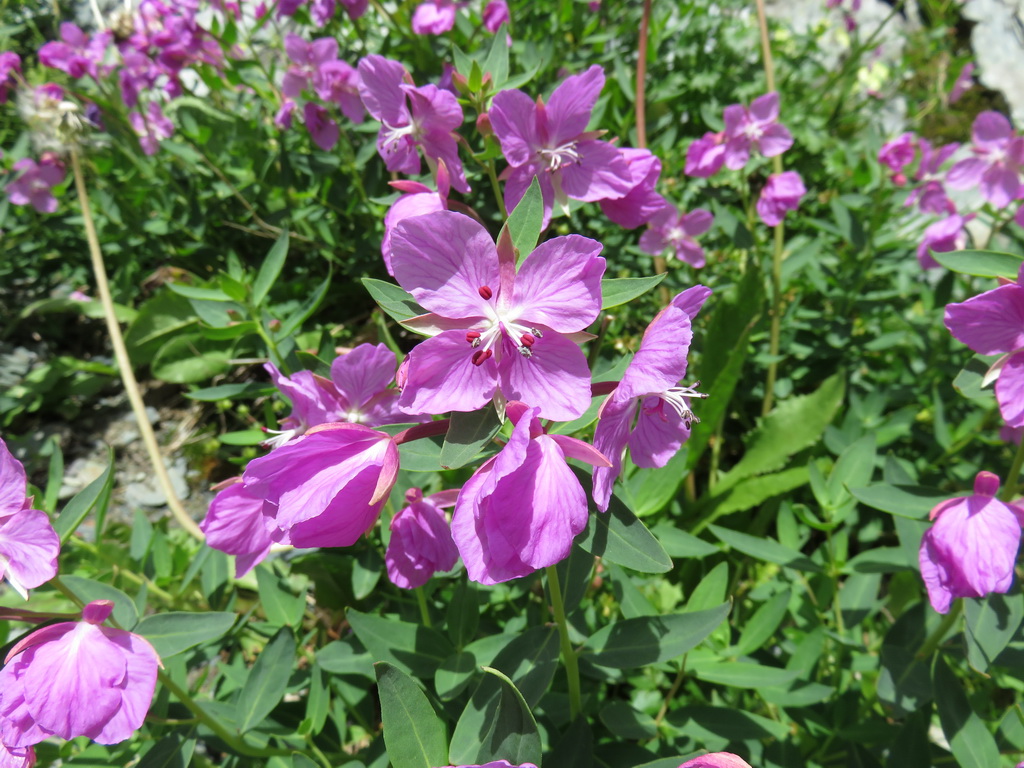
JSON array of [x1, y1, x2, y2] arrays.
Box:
[[945, 262, 1024, 427], [263, 362, 344, 448], [949, 61, 975, 104], [685, 131, 727, 178], [201, 478, 281, 577], [390, 210, 605, 421], [382, 162, 451, 274], [917, 213, 969, 269], [275, 99, 297, 129], [756, 170, 806, 226], [341, 0, 368, 17], [0, 439, 59, 599], [314, 60, 364, 123], [385, 487, 460, 589], [0, 743, 33, 768], [905, 138, 959, 215], [38, 23, 110, 80], [639, 205, 714, 268], [600, 148, 666, 229], [919, 471, 1024, 614], [358, 55, 469, 193], [6, 156, 65, 214], [304, 102, 339, 150], [0, 52, 21, 104], [242, 423, 400, 548], [879, 132, 915, 175], [592, 286, 711, 511], [946, 111, 1024, 209], [129, 101, 174, 155], [722, 92, 793, 170], [679, 754, 753, 768], [489, 65, 633, 226], [482, 0, 510, 32], [412, 0, 457, 34], [0, 600, 160, 746], [282, 35, 337, 100], [452, 402, 610, 584]]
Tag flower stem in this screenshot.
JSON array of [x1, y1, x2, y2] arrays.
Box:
[[71, 150, 204, 543], [49, 575, 84, 608], [415, 587, 432, 628], [486, 159, 508, 219], [546, 565, 582, 719], [1001, 438, 1024, 502], [916, 599, 963, 659], [157, 670, 291, 758]]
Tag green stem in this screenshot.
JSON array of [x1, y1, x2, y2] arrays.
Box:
[[917, 599, 963, 659], [157, 670, 291, 758], [546, 565, 582, 719], [1001, 438, 1024, 502], [762, 221, 785, 416], [415, 588, 432, 628], [307, 737, 334, 768], [486, 159, 508, 219], [50, 575, 85, 608]]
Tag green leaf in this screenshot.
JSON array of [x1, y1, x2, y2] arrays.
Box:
[[506, 177, 544, 261], [236, 628, 296, 733], [219, 429, 268, 446], [599, 701, 656, 739], [256, 566, 306, 627], [619, 447, 688, 517], [275, 272, 331, 340], [346, 609, 454, 678], [964, 591, 1024, 672], [581, 603, 730, 668], [691, 661, 799, 688], [827, 433, 877, 501], [651, 525, 718, 558], [253, 230, 289, 307], [54, 447, 114, 544], [449, 667, 542, 767], [185, 382, 274, 401], [706, 466, 810, 516], [441, 408, 501, 469], [599, 274, 667, 309], [934, 655, 1001, 768], [731, 589, 791, 656], [151, 333, 232, 384], [716, 373, 845, 490], [446, 582, 480, 649], [709, 525, 823, 572], [952, 354, 998, 403], [316, 638, 374, 678], [375, 662, 449, 768], [576, 490, 671, 573], [137, 732, 196, 768], [61, 576, 139, 629], [135, 611, 236, 658], [848, 484, 947, 519], [166, 282, 235, 301], [931, 248, 1023, 279], [361, 277, 425, 323], [481, 24, 509, 86]]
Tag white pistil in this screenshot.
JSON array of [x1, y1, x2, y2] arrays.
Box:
[[380, 120, 416, 154], [538, 141, 581, 171], [653, 382, 708, 428]]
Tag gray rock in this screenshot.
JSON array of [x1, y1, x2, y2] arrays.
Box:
[[123, 456, 191, 508]]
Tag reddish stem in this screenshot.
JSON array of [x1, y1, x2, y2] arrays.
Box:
[[392, 419, 451, 445], [591, 381, 620, 398]]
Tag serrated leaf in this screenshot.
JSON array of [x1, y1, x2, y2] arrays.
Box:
[[375, 662, 449, 768], [599, 274, 667, 309]]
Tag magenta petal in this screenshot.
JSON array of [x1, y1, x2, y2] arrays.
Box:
[[638, 227, 668, 255], [490, 88, 542, 167], [201, 482, 274, 576], [357, 55, 409, 125], [723, 137, 751, 171], [90, 630, 159, 745], [628, 397, 690, 467], [398, 330, 498, 415], [545, 65, 604, 145], [498, 331, 592, 421], [0, 742, 34, 768], [682, 208, 714, 237], [618, 305, 693, 399], [548, 433, 610, 467], [391, 211, 499, 320], [0, 664, 49, 747], [944, 283, 1024, 355], [749, 91, 780, 122], [973, 110, 1012, 145], [980, 164, 1019, 209], [996, 352, 1024, 427], [382, 192, 446, 274], [331, 344, 398, 411], [558, 140, 634, 202], [511, 235, 604, 331], [678, 753, 753, 768], [0, 508, 60, 598], [0, 439, 28, 517], [23, 624, 126, 739], [671, 285, 713, 318], [591, 394, 635, 512], [758, 123, 793, 157], [386, 497, 459, 589], [722, 103, 746, 136], [946, 157, 986, 190]]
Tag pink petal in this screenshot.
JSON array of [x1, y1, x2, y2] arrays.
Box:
[[0, 509, 60, 598], [490, 88, 541, 167], [200, 482, 273, 576], [545, 65, 604, 145], [618, 305, 693, 399], [558, 140, 634, 202], [548, 433, 611, 467], [749, 91, 780, 123], [946, 157, 986, 190], [757, 123, 793, 157], [382, 192, 446, 274], [511, 234, 604, 331], [997, 351, 1024, 427], [398, 330, 499, 415], [628, 397, 691, 468], [357, 55, 409, 125], [944, 283, 1024, 355], [497, 331, 592, 421], [973, 110, 1012, 146], [679, 753, 753, 768], [330, 344, 398, 411], [980, 164, 1020, 209], [0, 439, 28, 517], [591, 394, 635, 511], [91, 629, 160, 744], [670, 285, 713, 318]]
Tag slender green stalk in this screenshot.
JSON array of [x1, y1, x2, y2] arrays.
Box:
[[486, 159, 508, 218], [71, 151, 205, 543], [307, 737, 335, 768], [1001, 438, 1024, 502], [546, 565, 582, 719], [916, 599, 963, 659], [652, 655, 687, 728], [157, 670, 291, 758], [415, 588, 432, 628], [49, 575, 85, 608]]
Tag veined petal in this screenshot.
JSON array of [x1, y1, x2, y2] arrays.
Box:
[[0, 439, 28, 517], [201, 481, 274, 573], [490, 88, 541, 167], [946, 157, 986, 190], [548, 433, 611, 467], [511, 234, 604, 331], [391, 211, 500, 320], [357, 54, 409, 125], [618, 305, 693, 400], [944, 283, 1024, 355], [545, 65, 604, 145], [331, 343, 398, 410], [382, 192, 446, 274], [591, 394, 635, 512], [996, 351, 1024, 427], [558, 140, 634, 202], [405, 83, 462, 133], [498, 331, 592, 421], [629, 397, 691, 468], [91, 630, 160, 745], [0, 662, 50, 747], [398, 330, 499, 415], [0, 509, 59, 597]]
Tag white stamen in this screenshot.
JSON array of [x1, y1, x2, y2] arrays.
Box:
[[538, 141, 581, 171]]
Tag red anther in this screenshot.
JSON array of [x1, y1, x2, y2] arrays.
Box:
[[521, 333, 536, 347], [466, 330, 481, 343], [472, 349, 493, 366], [478, 285, 493, 300]]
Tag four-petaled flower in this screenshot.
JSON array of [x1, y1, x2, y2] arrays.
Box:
[[639, 205, 714, 268], [452, 402, 610, 584], [722, 91, 793, 170], [946, 111, 1024, 209], [391, 210, 605, 421]]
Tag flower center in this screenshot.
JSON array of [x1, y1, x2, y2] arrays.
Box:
[[465, 288, 543, 364], [538, 140, 581, 171], [643, 381, 708, 429], [380, 120, 417, 154]]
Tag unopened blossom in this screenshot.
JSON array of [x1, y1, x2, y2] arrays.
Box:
[[489, 65, 633, 225], [129, 101, 173, 155], [38, 23, 110, 80], [0, 52, 21, 104], [947, 111, 1024, 209], [679, 754, 753, 768], [412, 0, 457, 34], [917, 213, 968, 269], [756, 171, 805, 226], [905, 138, 959, 214], [304, 102, 339, 150], [592, 286, 711, 511], [722, 92, 793, 170], [452, 402, 610, 584], [385, 488, 460, 589], [6, 155, 65, 214], [201, 478, 281, 577], [919, 472, 1024, 614], [878, 132, 915, 175], [382, 160, 451, 274], [0, 600, 160, 746], [390, 210, 605, 421], [945, 262, 1024, 427], [482, 0, 510, 32], [0, 439, 60, 599], [685, 131, 727, 178], [358, 55, 469, 193], [600, 148, 667, 229], [639, 205, 714, 268], [242, 423, 399, 548]]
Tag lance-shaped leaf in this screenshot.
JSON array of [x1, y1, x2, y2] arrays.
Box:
[[375, 662, 449, 768]]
